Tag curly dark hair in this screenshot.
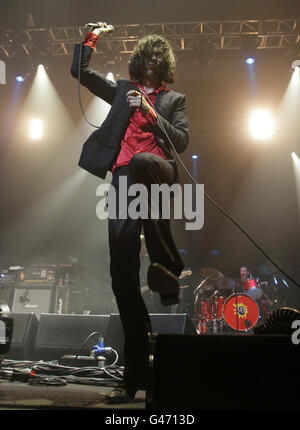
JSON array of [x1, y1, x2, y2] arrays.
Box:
[[128, 34, 177, 85]]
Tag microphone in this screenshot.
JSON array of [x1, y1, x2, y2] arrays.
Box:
[[133, 87, 144, 97]]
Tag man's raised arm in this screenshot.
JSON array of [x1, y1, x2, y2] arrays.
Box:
[[70, 22, 117, 105]]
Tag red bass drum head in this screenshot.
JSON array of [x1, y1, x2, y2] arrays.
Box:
[[223, 293, 259, 331]]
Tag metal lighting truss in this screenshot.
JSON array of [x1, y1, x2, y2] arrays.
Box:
[[0, 18, 299, 57]]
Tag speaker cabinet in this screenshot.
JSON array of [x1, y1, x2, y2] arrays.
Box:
[[146, 333, 300, 410], [104, 313, 196, 366], [5, 313, 39, 360], [34, 313, 110, 360], [11, 285, 55, 317], [53, 285, 90, 315], [0, 316, 14, 355], [0, 284, 14, 309]]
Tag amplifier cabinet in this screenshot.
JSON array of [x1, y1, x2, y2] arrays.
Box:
[[53, 285, 90, 315], [11, 284, 55, 318], [0, 284, 14, 309], [16, 266, 56, 286]]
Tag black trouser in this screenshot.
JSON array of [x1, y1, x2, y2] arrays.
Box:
[[108, 152, 184, 390]]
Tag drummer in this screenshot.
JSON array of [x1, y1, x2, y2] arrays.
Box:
[[240, 266, 251, 283], [235, 266, 251, 292], [237, 265, 273, 322]]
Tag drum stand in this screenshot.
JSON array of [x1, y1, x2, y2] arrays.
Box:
[[234, 280, 240, 333], [212, 318, 223, 334], [233, 281, 253, 333]]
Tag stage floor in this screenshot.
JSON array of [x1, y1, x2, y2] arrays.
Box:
[[0, 380, 146, 409]]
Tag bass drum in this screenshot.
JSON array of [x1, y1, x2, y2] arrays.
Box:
[[223, 293, 259, 331]]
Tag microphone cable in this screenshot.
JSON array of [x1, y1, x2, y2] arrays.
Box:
[[140, 88, 300, 289], [77, 24, 108, 129], [76, 26, 300, 289]]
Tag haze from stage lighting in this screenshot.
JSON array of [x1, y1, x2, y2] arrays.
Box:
[[291, 66, 300, 85], [291, 152, 300, 224], [17, 63, 73, 146]]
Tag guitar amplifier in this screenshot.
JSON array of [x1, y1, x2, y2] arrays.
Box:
[[0, 285, 14, 309], [11, 284, 55, 318], [53, 284, 90, 314], [16, 264, 57, 286], [0, 268, 17, 284]]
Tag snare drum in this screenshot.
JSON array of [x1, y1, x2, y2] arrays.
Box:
[[223, 293, 259, 331]]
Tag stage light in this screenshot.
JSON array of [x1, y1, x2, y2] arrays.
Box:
[[106, 72, 115, 82], [291, 59, 300, 70], [241, 35, 258, 66], [37, 64, 47, 79], [291, 152, 300, 221], [291, 66, 300, 84], [16, 76, 25, 82], [248, 109, 274, 140], [246, 57, 255, 65], [192, 155, 199, 159], [29, 118, 43, 140]]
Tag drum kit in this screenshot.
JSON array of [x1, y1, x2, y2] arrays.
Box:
[[194, 268, 266, 333]]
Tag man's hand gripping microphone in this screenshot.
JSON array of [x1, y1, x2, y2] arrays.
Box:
[[85, 22, 114, 36]]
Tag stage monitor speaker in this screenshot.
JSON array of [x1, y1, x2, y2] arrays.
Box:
[[34, 313, 110, 360], [104, 313, 196, 366], [5, 313, 39, 360], [0, 315, 14, 355], [146, 333, 300, 410], [11, 285, 55, 318]]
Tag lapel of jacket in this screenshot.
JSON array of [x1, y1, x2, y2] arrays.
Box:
[[154, 90, 169, 118]]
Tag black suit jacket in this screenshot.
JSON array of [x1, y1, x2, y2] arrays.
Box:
[[70, 43, 189, 179]]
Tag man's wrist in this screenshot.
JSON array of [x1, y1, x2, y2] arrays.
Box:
[[82, 31, 99, 49]]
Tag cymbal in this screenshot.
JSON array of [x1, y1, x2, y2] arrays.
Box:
[[212, 277, 236, 290], [199, 267, 224, 280], [197, 280, 215, 292]]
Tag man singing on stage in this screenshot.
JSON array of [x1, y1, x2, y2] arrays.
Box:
[[71, 22, 189, 403]]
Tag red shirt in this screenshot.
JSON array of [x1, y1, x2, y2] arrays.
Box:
[[112, 82, 169, 172]]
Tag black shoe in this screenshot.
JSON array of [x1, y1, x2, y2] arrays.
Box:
[[147, 263, 179, 306], [104, 386, 136, 404]]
